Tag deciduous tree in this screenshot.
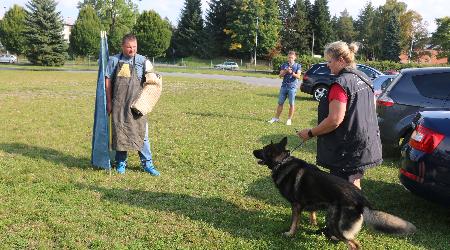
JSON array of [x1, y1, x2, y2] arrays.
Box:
[[78, 0, 138, 54], [0, 5, 27, 57], [431, 17, 450, 61], [133, 10, 172, 58], [69, 5, 102, 57]]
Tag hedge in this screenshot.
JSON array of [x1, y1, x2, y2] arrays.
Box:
[[272, 55, 450, 74]]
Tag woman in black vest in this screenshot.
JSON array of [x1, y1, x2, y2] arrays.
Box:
[[297, 41, 382, 189]]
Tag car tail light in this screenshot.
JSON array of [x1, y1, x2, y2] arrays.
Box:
[[376, 95, 394, 107], [409, 124, 444, 153], [400, 167, 424, 183], [303, 74, 308, 81]]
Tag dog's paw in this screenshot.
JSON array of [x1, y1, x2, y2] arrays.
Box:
[[282, 231, 295, 238]]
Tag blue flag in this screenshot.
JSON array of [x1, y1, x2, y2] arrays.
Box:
[[91, 31, 111, 169]]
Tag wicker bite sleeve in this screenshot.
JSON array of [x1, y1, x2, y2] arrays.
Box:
[[130, 72, 162, 116]]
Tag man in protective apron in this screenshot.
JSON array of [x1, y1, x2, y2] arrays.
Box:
[[105, 34, 160, 176]]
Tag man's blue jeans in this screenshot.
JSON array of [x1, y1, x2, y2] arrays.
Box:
[[115, 123, 154, 167]]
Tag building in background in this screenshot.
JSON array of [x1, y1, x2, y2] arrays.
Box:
[[63, 17, 74, 42]]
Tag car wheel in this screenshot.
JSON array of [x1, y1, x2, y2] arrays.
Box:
[[313, 85, 328, 101]]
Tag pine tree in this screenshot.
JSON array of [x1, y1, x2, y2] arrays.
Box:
[[278, 0, 291, 54], [282, 0, 311, 55], [204, 0, 235, 57], [355, 2, 376, 60], [330, 15, 339, 41], [69, 5, 102, 57], [133, 10, 172, 58], [335, 9, 356, 44], [0, 5, 27, 57], [24, 0, 68, 66], [381, 13, 401, 62], [172, 0, 204, 57], [311, 0, 332, 55]]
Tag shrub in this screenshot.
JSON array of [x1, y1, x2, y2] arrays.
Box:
[[272, 54, 323, 73]]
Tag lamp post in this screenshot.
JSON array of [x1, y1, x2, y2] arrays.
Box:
[[254, 17, 258, 70]]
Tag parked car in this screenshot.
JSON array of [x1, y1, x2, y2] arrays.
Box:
[[0, 54, 17, 64], [373, 74, 398, 99], [377, 67, 450, 157], [399, 110, 450, 207], [214, 61, 239, 70], [301, 63, 384, 101], [384, 69, 400, 75]]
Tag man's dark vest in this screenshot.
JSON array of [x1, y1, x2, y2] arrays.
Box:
[[316, 67, 382, 173]]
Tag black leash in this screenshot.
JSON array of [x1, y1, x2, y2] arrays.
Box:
[[290, 129, 309, 155], [289, 139, 306, 155]]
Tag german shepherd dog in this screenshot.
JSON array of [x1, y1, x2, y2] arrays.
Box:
[[253, 137, 416, 250]]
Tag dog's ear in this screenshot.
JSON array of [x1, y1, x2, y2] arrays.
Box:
[[280, 137, 288, 148]]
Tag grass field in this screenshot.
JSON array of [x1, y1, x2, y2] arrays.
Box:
[[0, 70, 449, 249]]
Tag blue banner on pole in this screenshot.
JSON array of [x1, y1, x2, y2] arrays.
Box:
[[91, 31, 111, 169]]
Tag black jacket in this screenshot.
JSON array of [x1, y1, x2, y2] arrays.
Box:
[[316, 68, 382, 173]]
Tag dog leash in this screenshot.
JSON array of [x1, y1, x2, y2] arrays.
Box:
[[290, 129, 309, 155], [289, 139, 306, 155]]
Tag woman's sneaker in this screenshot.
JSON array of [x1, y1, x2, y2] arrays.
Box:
[[116, 162, 126, 174], [143, 165, 160, 176], [268, 118, 279, 124]]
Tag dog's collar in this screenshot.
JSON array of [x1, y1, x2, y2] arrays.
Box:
[[273, 153, 293, 170]]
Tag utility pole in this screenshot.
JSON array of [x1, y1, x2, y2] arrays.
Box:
[[255, 17, 259, 69], [311, 31, 315, 57]]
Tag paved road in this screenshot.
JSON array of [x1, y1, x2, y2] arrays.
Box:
[[0, 67, 282, 87], [161, 72, 281, 87]]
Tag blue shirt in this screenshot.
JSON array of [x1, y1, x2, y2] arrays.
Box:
[[105, 53, 147, 82], [280, 62, 301, 87]]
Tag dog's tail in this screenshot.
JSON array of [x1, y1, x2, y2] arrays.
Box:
[[363, 207, 416, 235]]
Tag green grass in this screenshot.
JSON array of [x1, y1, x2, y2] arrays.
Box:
[[0, 70, 449, 249]]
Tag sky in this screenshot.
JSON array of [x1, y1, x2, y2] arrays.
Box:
[[1, 0, 448, 33]]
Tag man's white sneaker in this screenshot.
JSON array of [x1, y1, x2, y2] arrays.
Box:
[[286, 119, 292, 126], [268, 118, 280, 124]]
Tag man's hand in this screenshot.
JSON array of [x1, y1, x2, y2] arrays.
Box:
[[297, 129, 311, 141]]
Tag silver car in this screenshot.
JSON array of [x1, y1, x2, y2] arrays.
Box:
[[0, 54, 17, 63], [214, 61, 239, 70]]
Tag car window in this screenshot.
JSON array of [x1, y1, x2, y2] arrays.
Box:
[[313, 65, 330, 74], [412, 72, 450, 100], [357, 66, 376, 78]]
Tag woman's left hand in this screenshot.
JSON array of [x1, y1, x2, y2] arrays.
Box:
[[297, 128, 311, 141]]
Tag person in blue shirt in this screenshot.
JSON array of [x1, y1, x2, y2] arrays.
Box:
[[268, 51, 302, 125], [105, 34, 160, 176]]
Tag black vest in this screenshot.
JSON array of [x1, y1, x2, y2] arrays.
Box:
[[316, 68, 382, 173]]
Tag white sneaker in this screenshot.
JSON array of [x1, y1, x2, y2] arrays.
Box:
[[286, 119, 292, 126], [268, 118, 279, 124]]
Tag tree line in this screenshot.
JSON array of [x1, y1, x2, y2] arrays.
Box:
[[0, 0, 448, 66]]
